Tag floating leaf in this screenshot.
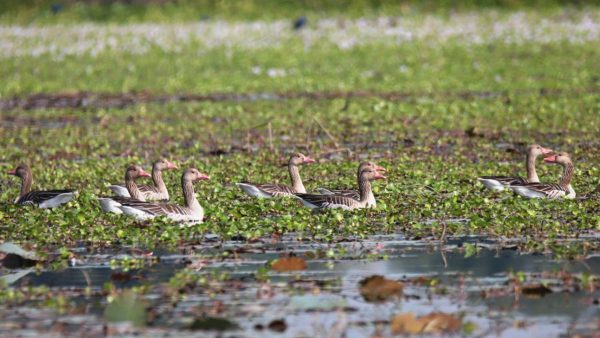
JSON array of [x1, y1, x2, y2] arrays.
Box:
[[271, 257, 307, 272], [463, 243, 478, 258], [189, 316, 238, 331], [267, 319, 287, 332], [359, 275, 404, 302], [391, 312, 462, 334], [522, 284, 553, 298], [104, 290, 147, 327], [390, 313, 423, 334]]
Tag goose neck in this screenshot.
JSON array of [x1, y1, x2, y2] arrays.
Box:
[[288, 163, 305, 193]]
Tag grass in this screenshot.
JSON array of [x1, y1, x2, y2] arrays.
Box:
[[2, 0, 597, 24], [0, 7, 598, 256]]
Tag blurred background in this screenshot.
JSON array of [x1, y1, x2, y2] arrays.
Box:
[[2, 0, 598, 23]]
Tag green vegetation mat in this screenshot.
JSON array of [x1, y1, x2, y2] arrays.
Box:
[[0, 8, 598, 257]]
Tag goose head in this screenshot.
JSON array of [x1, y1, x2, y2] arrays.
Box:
[[543, 152, 572, 165], [8, 164, 31, 178], [184, 168, 210, 182], [154, 158, 178, 171], [359, 161, 387, 173], [289, 153, 316, 166], [360, 168, 387, 181], [125, 165, 151, 180], [528, 144, 553, 157]]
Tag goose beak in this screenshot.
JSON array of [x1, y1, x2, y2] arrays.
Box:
[[167, 161, 178, 169], [139, 169, 151, 177], [198, 173, 210, 181], [7, 169, 16, 175], [374, 173, 387, 180], [303, 157, 316, 164], [541, 147, 553, 155], [543, 154, 558, 163], [375, 165, 387, 172]]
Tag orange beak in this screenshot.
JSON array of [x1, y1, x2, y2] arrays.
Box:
[[540, 147, 553, 155], [8, 169, 16, 175], [198, 173, 210, 181], [375, 165, 387, 172], [167, 161, 178, 169]]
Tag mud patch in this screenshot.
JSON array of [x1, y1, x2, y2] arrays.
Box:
[[2, 87, 600, 111]]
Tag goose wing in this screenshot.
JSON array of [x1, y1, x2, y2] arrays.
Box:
[[295, 193, 360, 210], [478, 176, 526, 186], [252, 183, 296, 197], [318, 188, 360, 200], [17, 190, 75, 205], [120, 201, 190, 216], [510, 182, 567, 199]]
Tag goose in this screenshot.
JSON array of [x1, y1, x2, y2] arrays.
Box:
[[510, 152, 576, 199], [118, 168, 209, 223], [236, 153, 316, 198], [98, 165, 151, 213], [108, 158, 177, 201], [316, 161, 386, 207], [294, 168, 386, 210], [478, 144, 553, 191], [8, 164, 76, 208]]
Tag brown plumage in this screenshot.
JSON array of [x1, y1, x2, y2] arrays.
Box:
[[510, 152, 576, 199], [8, 164, 76, 208], [478, 144, 552, 191], [236, 153, 316, 198], [295, 168, 386, 210], [108, 158, 177, 201], [316, 161, 386, 207]]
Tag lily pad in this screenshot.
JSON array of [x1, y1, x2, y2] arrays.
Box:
[[104, 291, 147, 327]]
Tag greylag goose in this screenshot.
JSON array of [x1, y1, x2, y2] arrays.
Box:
[[236, 153, 316, 198], [98, 165, 151, 213], [118, 168, 209, 223], [8, 164, 76, 208], [316, 161, 386, 207], [510, 152, 576, 199], [294, 168, 386, 210], [478, 144, 552, 191], [108, 158, 177, 201]]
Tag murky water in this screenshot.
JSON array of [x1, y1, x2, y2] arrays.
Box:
[[1, 235, 599, 337]]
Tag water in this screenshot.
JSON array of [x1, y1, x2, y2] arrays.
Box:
[[1, 235, 599, 337]]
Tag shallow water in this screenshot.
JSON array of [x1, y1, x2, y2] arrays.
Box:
[[1, 235, 599, 337]]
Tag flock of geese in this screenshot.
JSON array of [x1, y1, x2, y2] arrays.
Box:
[[6, 144, 576, 224]]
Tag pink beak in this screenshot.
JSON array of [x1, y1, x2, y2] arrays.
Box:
[[167, 161, 178, 169], [374, 173, 387, 180], [543, 154, 557, 163], [198, 173, 210, 181], [303, 157, 316, 164], [375, 165, 387, 172], [139, 169, 151, 177], [540, 147, 553, 155], [8, 169, 16, 175]]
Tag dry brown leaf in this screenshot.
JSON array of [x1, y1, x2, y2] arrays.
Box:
[[271, 257, 307, 272], [359, 275, 404, 302], [420, 312, 462, 333], [390, 313, 424, 334], [391, 312, 462, 335], [521, 284, 553, 298]]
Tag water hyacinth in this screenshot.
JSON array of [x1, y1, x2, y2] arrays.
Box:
[[0, 10, 599, 59]]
